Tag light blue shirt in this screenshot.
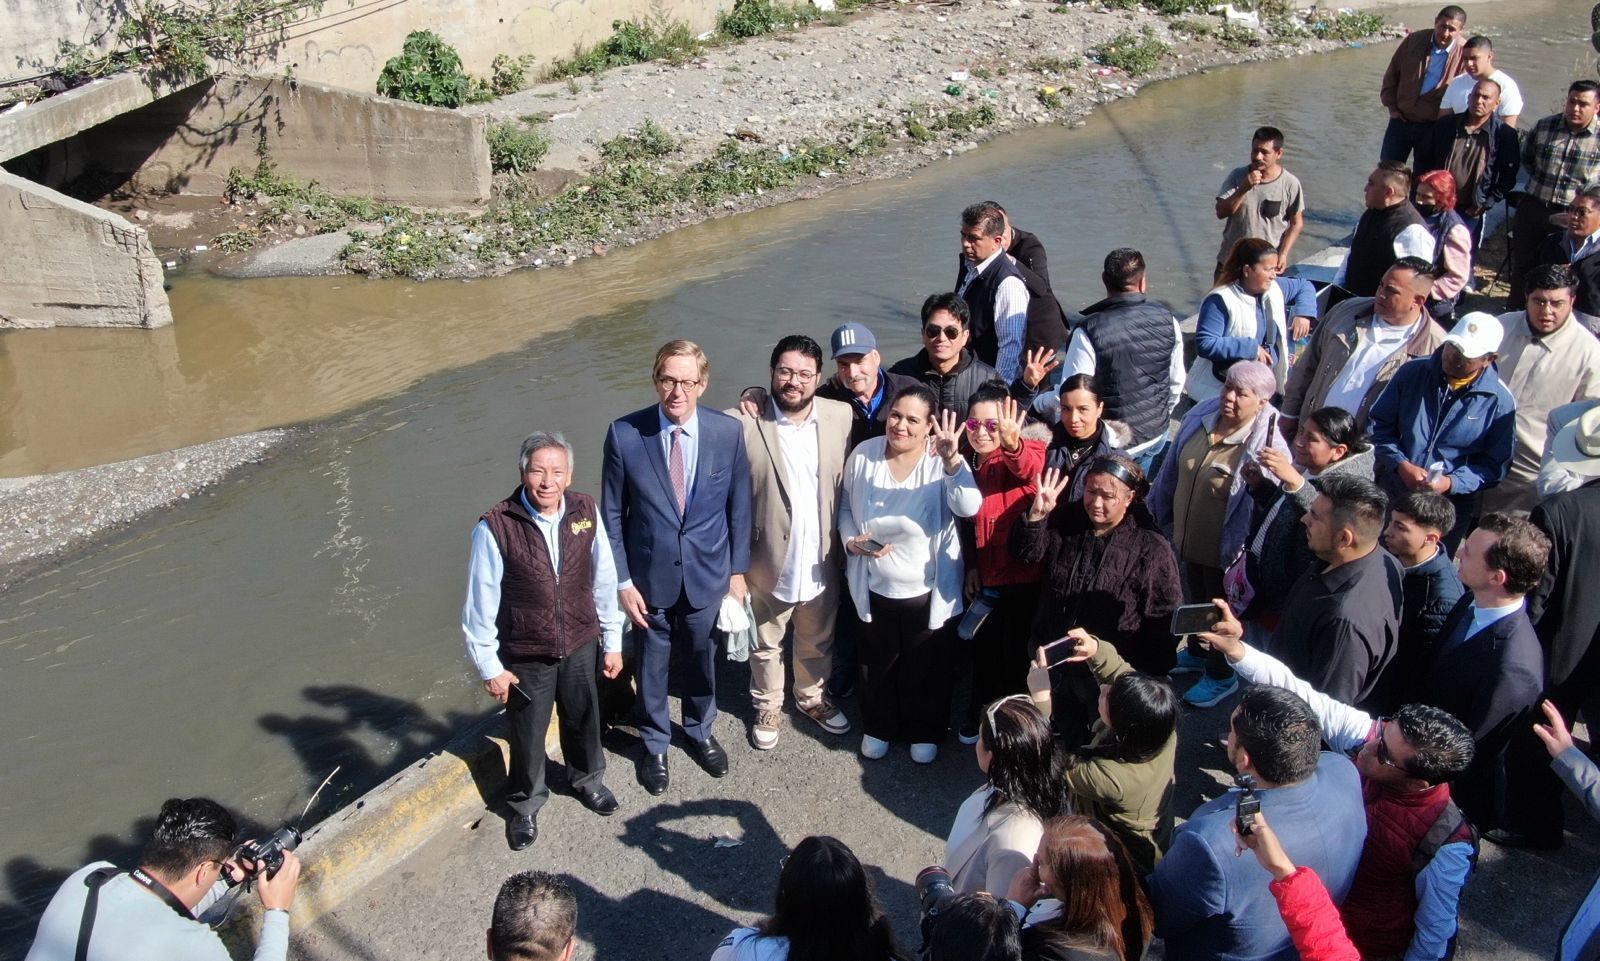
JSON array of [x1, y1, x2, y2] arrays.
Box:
[[1461, 597, 1524, 645], [1421, 39, 1453, 95], [658, 405, 700, 509], [461, 489, 624, 680]]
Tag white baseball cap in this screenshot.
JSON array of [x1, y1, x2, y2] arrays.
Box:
[[1441, 312, 1504, 359]]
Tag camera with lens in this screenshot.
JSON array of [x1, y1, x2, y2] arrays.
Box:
[[226, 826, 302, 886], [915, 864, 959, 945]]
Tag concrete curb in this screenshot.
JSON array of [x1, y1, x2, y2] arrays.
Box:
[[223, 709, 559, 947]]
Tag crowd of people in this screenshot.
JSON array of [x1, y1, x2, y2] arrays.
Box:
[[22, 5, 1600, 961]]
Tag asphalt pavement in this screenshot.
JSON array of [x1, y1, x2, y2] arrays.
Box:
[[293, 656, 1597, 960]]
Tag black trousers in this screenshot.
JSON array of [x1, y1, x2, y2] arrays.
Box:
[[863, 592, 956, 743], [966, 583, 1041, 730], [1510, 195, 1560, 303], [505, 639, 606, 818], [1182, 562, 1234, 681]]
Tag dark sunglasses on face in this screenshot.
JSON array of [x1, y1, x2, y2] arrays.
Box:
[[924, 324, 962, 341], [1375, 718, 1409, 774]]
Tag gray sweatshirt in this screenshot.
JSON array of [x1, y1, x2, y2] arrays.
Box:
[[24, 862, 288, 961]]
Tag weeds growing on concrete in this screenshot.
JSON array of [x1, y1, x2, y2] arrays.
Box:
[[222, 160, 406, 237], [487, 120, 552, 174], [1093, 28, 1169, 76], [489, 54, 537, 95], [1310, 11, 1384, 42], [376, 31, 493, 108]]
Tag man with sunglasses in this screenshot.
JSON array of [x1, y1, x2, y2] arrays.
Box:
[[888, 293, 1052, 418], [1201, 605, 1480, 961], [25, 797, 300, 961]]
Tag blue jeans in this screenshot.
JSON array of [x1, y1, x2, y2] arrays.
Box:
[[1133, 437, 1169, 478]]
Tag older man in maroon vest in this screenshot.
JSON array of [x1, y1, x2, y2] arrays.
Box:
[[463, 431, 624, 851]]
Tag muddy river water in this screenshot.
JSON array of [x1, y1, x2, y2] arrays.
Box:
[[0, 0, 1587, 946]]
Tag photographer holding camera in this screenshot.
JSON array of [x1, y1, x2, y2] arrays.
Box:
[[24, 796, 301, 961]]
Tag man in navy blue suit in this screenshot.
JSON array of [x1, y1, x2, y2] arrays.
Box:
[[603, 340, 753, 796]]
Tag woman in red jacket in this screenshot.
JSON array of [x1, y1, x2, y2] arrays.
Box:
[[958, 382, 1048, 744], [1236, 811, 1360, 961]]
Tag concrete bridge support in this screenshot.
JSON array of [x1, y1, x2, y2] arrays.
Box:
[[0, 170, 172, 329]]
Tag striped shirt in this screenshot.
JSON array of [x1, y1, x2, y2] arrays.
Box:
[[1522, 114, 1600, 206]]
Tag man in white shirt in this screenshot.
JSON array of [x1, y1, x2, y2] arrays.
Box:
[[1282, 258, 1445, 433], [1437, 36, 1522, 126], [1482, 263, 1600, 513], [956, 201, 1030, 381], [729, 335, 855, 750]]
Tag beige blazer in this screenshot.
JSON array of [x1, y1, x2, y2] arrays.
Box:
[[727, 396, 854, 597], [945, 785, 1045, 896]]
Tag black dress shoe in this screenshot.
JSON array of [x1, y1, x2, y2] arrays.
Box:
[[506, 814, 538, 851], [577, 784, 620, 816], [1483, 827, 1561, 850], [639, 753, 669, 795], [689, 736, 729, 777]]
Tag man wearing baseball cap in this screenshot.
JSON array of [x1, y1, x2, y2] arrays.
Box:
[[815, 322, 921, 452], [1369, 311, 1516, 548]]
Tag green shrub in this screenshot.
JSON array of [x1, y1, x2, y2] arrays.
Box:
[[1094, 28, 1168, 76], [488, 120, 551, 174], [1264, 14, 1310, 40], [489, 54, 535, 95], [1310, 11, 1383, 41], [1168, 17, 1212, 36], [1026, 55, 1077, 74], [1145, 0, 1208, 13], [549, 15, 702, 78], [717, 0, 821, 38], [377, 31, 473, 107], [1216, 22, 1259, 50], [598, 120, 679, 161]]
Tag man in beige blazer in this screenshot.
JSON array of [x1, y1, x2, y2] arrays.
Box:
[[728, 334, 855, 750]]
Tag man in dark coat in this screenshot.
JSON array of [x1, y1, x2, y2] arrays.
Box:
[[1507, 414, 1600, 847], [1409, 512, 1549, 836]]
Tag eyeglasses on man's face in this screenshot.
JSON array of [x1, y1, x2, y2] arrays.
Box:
[[773, 367, 817, 383], [655, 376, 702, 392]]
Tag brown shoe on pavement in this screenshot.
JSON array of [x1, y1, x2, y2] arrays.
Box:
[[799, 699, 850, 735], [752, 709, 782, 750]]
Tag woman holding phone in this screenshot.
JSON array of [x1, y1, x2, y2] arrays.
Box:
[[1151, 360, 1289, 709], [840, 384, 982, 763], [1012, 453, 1181, 747]]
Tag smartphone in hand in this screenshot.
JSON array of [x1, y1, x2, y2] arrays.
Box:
[[1170, 603, 1223, 636]]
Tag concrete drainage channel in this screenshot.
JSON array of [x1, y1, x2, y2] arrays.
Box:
[[221, 709, 548, 949]]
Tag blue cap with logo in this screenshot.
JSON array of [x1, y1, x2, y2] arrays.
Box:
[[830, 322, 877, 359]]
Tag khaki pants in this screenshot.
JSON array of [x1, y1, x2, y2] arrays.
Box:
[[750, 581, 839, 712]]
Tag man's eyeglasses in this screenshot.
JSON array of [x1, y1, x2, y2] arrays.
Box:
[[655, 376, 702, 392], [966, 418, 1000, 433], [924, 324, 962, 341], [774, 367, 817, 383], [1375, 718, 1409, 774]]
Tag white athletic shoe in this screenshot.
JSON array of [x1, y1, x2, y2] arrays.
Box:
[[910, 742, 938, 764], [860, 734, 889, 759]]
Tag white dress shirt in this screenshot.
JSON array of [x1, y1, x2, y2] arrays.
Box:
[[461, 490, 624, 680], [772, 401, 825, 604]]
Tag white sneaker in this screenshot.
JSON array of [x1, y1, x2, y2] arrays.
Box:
[[910, 742, 938, 764], [860, 734, 889, 759], [751, 709, 782, 750]]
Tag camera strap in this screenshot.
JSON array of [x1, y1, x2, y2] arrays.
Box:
[[127, 867, 196, 920], [74, 868, 119, 961]]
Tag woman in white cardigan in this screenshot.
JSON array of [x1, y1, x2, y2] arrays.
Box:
[[839, 383, 981, 764], [945, 694, 1063, 895]]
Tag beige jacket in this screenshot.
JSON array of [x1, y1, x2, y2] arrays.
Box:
[[1283, 298, 1445, 425], [1481, 313, 1600, 513], [945, 785, 1045, 896], [727, 396, 854, 597]]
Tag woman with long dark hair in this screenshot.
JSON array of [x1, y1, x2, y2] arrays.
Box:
[[711, 835, 910, 961], [1007, 816, 1154, 961], [1186, 237, 1287, 405], [946, 695, 1063, 895], [1013, 453, 1182, 747], [1050, 629, 1178, 876]]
